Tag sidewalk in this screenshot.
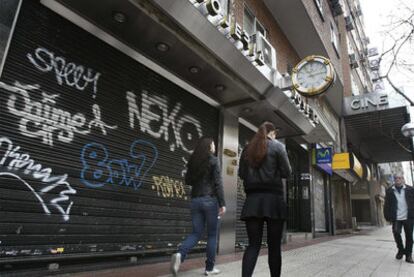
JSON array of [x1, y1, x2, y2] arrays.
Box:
[[166, 226, 413, 277], [65, 226, 414, 277]]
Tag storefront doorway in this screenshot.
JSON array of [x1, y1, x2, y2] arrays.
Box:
[[286, 140, 311, 233]]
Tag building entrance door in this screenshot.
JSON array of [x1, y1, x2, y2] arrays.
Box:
[[286, 140, 311, 232]]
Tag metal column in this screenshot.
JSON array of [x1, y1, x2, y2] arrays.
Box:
[[217, 109, 238, 254]]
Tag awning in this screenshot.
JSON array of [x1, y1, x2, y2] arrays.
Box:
[[344, 93, 411, 163], [44, 0, 318, 137]]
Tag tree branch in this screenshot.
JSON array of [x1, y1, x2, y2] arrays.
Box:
[[386, 75, 414, 106]]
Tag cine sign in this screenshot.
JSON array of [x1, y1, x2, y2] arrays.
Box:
[[344, 93, 389, 115], [351, 94, 388, 110]]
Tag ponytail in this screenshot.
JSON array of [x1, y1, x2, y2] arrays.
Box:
[[245, 122, 276, 168]]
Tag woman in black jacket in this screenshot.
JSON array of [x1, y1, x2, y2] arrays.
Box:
[[171, 137, 226, 276], [238, 122, 292, 277]]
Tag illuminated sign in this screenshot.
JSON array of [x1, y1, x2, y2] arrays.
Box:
[[332, 152, 363, 179], [350, 94, 388, 110], [316, 147, 332, 164], [352, 155, 363, 179], [312, 147, 333, 175], [332, 153, 350, 170], [344, 93, 390, 116]]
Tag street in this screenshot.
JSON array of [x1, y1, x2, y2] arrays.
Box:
[[165, 227, 413, 277], [66, 227, 414, 277]]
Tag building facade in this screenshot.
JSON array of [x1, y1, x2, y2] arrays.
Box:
[[0, 0, 411, 275]]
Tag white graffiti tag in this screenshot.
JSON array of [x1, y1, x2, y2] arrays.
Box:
[[0, 137, 76, 221], [1, 81, 117, 146], [126, 90, 203, 154], [27, 47, 101, 99]]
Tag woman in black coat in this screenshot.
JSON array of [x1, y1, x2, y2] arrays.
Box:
[[238, 121, 292, 277]]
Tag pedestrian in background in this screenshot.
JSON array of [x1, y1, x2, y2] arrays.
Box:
[[384, 173, 414, 263], [171, 137, 226, 276], [238, 121, 292, 277]]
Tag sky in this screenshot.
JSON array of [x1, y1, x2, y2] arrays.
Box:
[[359, 0, 414, 100], [359, 0, 414, 183]]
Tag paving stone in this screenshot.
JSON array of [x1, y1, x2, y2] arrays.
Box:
[[162, 226, 414, 277]]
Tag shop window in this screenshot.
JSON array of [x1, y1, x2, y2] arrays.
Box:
[[0, 0, 21, 76]]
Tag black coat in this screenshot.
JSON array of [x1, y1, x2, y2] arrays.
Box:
[[238, 139, 292, 194], [185, 155, 226, 207], [383, 185, 414, 222]]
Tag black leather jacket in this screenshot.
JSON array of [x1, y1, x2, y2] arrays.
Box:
[[185, 155, 226, 207], [384, 185, 414, 222], [238, 139, 292, 194]]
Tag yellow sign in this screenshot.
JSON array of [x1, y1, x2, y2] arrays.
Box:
[[353, 155, 363, 179], [332, 153, 350, 170]]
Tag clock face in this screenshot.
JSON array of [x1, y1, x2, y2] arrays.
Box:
[[291, 56, 335, 96]]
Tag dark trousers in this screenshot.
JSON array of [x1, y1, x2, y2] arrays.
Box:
[[242, 218, 284, 277], [392, 219, 414, 256]]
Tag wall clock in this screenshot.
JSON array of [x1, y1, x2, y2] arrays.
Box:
[[291, 55, 335, 97]]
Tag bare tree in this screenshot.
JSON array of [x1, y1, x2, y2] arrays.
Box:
[[376, 0, 414, 105]]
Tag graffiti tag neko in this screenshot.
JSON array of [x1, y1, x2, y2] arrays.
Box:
[[127, 90, 203, 154]]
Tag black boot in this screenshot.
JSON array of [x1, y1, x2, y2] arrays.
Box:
[[396, 250, 405, 260], [406, 256, 414, 263]]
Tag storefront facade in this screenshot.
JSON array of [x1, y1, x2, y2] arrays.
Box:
[[0, 0, 223, 267], [1, 0, 349, 274]]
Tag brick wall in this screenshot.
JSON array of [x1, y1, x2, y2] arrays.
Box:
[[301, 0, 344, 85], [338, 15, 353, 97]]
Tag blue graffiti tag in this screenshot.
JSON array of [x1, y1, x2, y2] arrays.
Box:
[[80, 140, 158, 189]]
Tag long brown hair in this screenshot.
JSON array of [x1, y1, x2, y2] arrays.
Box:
[[245, 121, 276, 168]]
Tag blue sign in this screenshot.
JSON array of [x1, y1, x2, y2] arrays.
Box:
[[317, 163, 333, 176], [316, 147, 332, 164]]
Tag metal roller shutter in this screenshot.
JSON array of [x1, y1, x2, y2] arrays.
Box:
[[0, 0, 219, 264], [236, 124, 253, 249]]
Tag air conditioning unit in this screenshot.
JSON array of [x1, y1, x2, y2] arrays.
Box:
[[256, 33, 276, 70], [345, 16, 354, 31], [355, 5, 363, 16], [247, 34, 264, 66], [330, 0, 344, 16], [349, 54, 359, 69], [359, 48, 368, 62]]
